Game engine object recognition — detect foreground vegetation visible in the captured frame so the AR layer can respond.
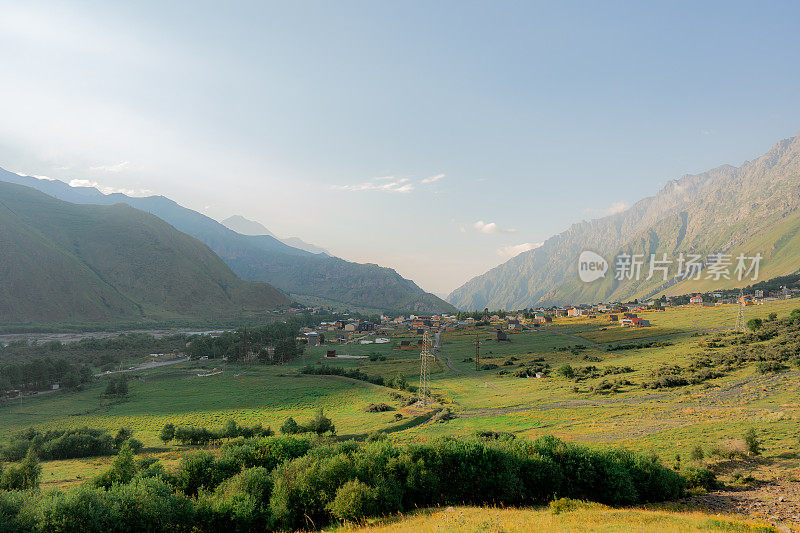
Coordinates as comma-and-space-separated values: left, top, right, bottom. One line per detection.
0, 434, 687, 531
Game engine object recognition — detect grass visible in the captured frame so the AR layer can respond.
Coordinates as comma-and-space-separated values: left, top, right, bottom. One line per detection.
3, 298, 800, 526
332, 503, 778, 532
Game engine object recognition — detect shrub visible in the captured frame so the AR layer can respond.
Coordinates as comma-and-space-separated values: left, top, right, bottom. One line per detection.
0, 447, 41, 491
689, 446, 704, 461
682, 467, 717, 490
549, 497, 578, 515
327, 480, 380, 522
280, 417, 301, 435
744, 429, 762, 456
364, 403, 393, 413
160, 423, 175, 444
558, 364, 575, 379
746, 318, 763, 332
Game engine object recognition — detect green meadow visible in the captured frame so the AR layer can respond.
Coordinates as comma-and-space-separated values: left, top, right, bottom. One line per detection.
2, 298, 799, 529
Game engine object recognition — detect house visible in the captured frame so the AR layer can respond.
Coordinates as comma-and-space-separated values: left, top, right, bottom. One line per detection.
304, 332, 322, 346
689, 295, 704, 305
344, 323, 356, 332
609, 314, 618, 322
325, 350, 337, 358
567, 308, 582, 318
496, 329, 508, 341
619, 318, 634, 327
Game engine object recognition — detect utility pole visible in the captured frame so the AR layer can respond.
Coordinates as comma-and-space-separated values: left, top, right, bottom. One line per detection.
418, 331, 434, 406
473, 333, 480, 371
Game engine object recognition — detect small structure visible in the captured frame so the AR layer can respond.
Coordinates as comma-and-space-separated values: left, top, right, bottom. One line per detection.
689, 295, 704, 305
325, 350, 337, 358
496, 329, 508, 341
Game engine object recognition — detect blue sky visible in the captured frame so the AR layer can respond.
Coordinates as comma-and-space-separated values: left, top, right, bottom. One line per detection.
1, 1, 799, 295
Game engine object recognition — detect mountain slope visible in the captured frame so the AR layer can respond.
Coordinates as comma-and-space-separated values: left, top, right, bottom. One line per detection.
0, 170, 453, 314
448, 132, 800, 309
221, 215, 330, 256
0, 181, 288, 323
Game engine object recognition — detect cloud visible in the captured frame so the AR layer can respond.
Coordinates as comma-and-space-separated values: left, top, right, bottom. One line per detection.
473, 220, 517, 234
68, 178, 152, 197
497, 242, 543, 258
583, 201, 630, 217
89, 161, 130, 173
701, 129, 716, 136
333, 176, 415, 194
334, 172, 445, 193
605, 201, 629, 215
420, 173, 445, 184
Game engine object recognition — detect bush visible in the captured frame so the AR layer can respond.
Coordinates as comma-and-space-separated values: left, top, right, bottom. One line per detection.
746, 318, 763, 332
328, 480, 380, 522
364, 403, 393, 413
744, 429, 762, 456
160, 423, 175, 444
557, 364, 575, 379
682, 467, 717, 490
0, 447, 41, 491
280, 417, 301, 435
689, 446, 704, 461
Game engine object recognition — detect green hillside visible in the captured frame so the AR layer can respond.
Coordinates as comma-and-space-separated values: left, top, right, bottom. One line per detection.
0, 181, 288, 323
0, 169, 454, 314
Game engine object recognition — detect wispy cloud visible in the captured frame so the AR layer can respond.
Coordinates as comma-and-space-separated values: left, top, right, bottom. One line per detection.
583, 201, 629, 217
333, 177, 414, 194
420, 173, 445, 184
497, 242, 543, 258
89, 161, 129, 173
473, 220, 517, 234
69, 178, 152, 197
334, 172, 445, 194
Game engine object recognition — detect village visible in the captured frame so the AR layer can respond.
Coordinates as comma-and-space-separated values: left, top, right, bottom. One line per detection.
297, 284, 800, 352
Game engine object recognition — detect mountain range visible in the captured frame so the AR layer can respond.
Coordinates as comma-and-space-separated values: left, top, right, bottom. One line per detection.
448, 131, 800, 310
221, 215, 330, 256
0, 181, 288, 323
0, 168, 454, 315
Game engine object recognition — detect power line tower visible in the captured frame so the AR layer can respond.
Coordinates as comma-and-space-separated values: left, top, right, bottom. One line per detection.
418, 331, 434, 406
473, 333, 480, 371
734, 289, 746, 332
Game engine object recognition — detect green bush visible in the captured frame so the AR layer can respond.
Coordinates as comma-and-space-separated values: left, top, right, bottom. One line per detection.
682, 467, 717, 490
328, 480, 380, 522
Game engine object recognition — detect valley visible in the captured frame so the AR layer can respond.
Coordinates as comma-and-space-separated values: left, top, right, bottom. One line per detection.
3, 298, 799, 531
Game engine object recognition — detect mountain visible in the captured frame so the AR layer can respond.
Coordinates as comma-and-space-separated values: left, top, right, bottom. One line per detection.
0, 169, 454, 314
221, 215, 278, 238
448, 132, 800, 309
221, 215, 331, 256
0, 181, 289, 323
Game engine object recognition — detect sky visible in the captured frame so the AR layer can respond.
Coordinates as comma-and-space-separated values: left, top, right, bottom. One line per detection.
1, 1, 799, 296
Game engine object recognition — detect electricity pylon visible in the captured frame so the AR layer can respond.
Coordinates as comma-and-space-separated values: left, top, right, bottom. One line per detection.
418, 331, 434, 406
473, 333, 480, 371
734, 289, 745, 332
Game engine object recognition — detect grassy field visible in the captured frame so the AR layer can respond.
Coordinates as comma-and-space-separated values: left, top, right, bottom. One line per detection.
335, 503, 778, 533
3, 298, 800, 528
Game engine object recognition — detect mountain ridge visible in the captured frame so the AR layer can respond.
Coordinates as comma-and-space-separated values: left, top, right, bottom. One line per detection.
0, 181, 289, 323
0, 169, 454, 314
448, 131, 800, 309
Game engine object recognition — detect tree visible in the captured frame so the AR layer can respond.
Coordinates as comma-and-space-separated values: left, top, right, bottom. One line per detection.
114, 428, 133, 448
306, 409, 335, 435
159, 423, 175, 444
768, 312, 778, 321
746, 318, 763, 332
280, 417, 301, 435
558, 364, 575, 379
1, 447, 42, 490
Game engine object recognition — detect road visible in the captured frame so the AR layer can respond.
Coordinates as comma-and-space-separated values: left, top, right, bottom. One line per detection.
94, 356, 190, 377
